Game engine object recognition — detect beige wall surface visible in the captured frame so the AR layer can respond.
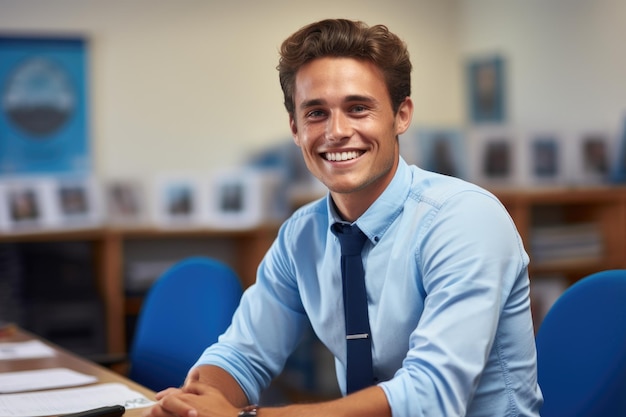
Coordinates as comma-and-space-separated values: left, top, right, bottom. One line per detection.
2, 0, 625, 186
0, 0, 462, 181
457, 0, 626, 185
459, 0, 626, 132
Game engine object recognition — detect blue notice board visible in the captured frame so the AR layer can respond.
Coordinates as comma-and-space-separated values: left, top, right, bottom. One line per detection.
0, 36, 90, 175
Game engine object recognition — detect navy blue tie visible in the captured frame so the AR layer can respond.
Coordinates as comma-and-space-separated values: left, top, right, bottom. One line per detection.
332, 223, 374, 394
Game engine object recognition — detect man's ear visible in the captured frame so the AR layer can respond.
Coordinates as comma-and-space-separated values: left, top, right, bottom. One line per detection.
289, 114, 301, 146
395, 97, 414, 136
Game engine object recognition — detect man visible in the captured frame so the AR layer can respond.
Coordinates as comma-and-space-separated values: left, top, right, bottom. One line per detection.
145, 19, 543, 417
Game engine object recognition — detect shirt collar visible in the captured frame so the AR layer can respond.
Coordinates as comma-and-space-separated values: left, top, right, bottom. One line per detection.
327, 157, 412, 245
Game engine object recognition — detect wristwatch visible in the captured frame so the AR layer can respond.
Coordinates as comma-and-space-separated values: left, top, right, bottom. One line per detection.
238, 405, 259, 416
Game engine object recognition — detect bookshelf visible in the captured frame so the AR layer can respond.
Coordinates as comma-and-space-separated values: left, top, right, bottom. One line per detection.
494, 186, 626, 282
1, 186, 625, 354
0, 225, 279, 354
493, 186, 626, 329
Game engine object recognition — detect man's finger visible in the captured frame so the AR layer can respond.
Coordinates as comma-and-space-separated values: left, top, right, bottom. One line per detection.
155, 387, 183, 400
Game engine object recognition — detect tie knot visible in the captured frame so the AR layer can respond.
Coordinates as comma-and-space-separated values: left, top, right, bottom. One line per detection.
332, 223, 368, 256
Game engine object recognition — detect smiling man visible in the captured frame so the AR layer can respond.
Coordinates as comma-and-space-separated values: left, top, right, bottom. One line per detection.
145, 19, 543, 417
290, 56, 411, 221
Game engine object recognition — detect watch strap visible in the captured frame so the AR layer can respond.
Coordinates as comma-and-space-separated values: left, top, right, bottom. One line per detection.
238, 404, 259, 416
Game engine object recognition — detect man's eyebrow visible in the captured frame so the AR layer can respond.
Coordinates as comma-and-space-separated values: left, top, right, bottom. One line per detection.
345, 94, 376, 103
299, 98, 325, 110
299, 95, 376, 110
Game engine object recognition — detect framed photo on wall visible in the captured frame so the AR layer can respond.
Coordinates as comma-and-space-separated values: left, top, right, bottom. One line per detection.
517, 131, 566, 186
203, 168, 288, 229
467, 54, 507, 124
153, 175, 201, 227
467, 127, 518, 186
0, 35, 91, 176
416, 127, 467, 179
531, 135, 560, 180
0, 177, 51, 231
5, 183, 43, 228
105, 179, 147, 225
571, 132, 611, 184
484, 140, 512, 178
53, 176, 101, 227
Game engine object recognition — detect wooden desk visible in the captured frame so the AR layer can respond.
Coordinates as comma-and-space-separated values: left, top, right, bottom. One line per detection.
0, 326, 155, 417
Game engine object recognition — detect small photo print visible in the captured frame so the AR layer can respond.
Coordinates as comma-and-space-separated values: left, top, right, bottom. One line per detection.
166, 183, 194, 217
582, 135, 609, 177
204, 168, 288, 229
219, 181, 245, 214
519, 132, 567, 186
8, 186, 41, 225
532, 136, 559, 179
580, 134, 609, 182
154, 175, 201, 226
205, 171, 257, 228
0, 178, 50, 231
58, 184, 89, 216
416, 128, 467, 179
106, 180, 145, 224
53, 177, 101, 227
483, 140, 512, 179
467, 127, 518, 186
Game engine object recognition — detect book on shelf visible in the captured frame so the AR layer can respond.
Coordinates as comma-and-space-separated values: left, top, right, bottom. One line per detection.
530, 222, 603, 264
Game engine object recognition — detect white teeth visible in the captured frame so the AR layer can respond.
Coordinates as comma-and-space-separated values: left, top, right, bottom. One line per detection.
325, 151, 360, 161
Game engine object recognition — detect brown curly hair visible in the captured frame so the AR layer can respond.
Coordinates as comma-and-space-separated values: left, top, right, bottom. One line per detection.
278, 18, 412, 116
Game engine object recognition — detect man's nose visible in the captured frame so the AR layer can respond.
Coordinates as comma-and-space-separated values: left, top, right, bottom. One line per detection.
326, 112, 352, 141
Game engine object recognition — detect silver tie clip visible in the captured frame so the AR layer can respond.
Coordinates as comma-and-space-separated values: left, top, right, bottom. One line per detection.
346, 333, 369, 340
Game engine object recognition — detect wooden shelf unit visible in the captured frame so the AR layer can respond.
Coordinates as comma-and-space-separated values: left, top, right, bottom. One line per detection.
2, 186, 625, 355
0, 225, 279, 354
493, 186, 626, 283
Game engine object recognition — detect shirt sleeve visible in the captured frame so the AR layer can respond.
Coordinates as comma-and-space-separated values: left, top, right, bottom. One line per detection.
192, 221, 310, 404
379, 190, 530, 417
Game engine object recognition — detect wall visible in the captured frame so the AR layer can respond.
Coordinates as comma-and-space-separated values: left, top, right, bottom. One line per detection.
0, 0, 463, 182
455, 0, 626, 186
3, 0, 625, 187
459, 0, 626, 133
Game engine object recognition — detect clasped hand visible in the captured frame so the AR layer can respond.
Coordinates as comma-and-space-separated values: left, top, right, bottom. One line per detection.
142, 381, 239, 417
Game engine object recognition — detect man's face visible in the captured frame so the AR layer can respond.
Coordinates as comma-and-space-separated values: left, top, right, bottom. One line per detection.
290, 57, 412, 205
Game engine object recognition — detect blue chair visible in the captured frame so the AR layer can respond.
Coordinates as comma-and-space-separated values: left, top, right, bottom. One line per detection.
128, 256, 243, 392
535, 269, 626, 417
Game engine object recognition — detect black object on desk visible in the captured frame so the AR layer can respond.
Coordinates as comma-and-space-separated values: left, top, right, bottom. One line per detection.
61, 405, 125, 417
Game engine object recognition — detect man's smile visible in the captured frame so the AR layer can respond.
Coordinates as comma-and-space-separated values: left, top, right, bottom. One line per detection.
323, 150, 365, 161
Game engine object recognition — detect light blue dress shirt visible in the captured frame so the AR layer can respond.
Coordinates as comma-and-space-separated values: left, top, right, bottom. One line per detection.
194, 158, 543, 417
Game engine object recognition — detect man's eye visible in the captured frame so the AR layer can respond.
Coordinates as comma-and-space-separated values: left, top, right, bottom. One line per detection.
306, 110, 325, 118
350, 105, 367, 113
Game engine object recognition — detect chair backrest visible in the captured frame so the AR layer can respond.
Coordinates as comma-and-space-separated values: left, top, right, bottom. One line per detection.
535, 269, 626, 417
128, 256, 243, 392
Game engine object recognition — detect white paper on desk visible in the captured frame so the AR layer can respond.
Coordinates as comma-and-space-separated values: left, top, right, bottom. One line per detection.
0, 382, 155, 417
0, 368, 98, 393
0, 340, 56, 360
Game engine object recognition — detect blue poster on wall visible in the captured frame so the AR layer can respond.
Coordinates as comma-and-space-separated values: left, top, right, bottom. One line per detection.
0, 36, 90, 176
467, 55, 506, 124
